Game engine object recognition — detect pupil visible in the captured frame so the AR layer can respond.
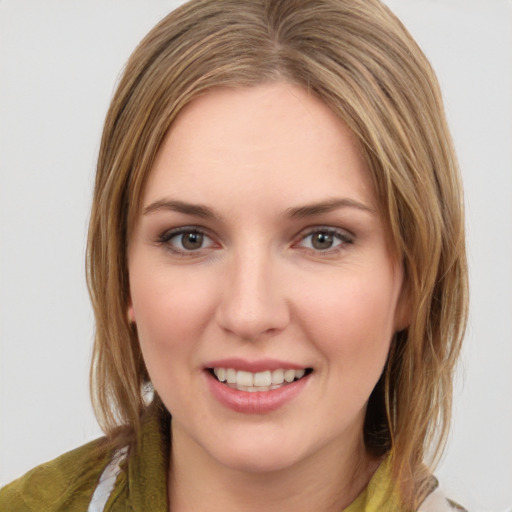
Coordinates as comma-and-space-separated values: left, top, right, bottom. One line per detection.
182, 232, 203, 250
312, 232, 333, 250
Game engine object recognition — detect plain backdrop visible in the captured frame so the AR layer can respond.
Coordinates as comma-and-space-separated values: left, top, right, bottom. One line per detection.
1, 1, 511, 510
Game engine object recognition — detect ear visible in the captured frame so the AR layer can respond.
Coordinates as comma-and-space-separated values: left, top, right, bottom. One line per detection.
394, 281, 411, 332
127, 303, 136, 323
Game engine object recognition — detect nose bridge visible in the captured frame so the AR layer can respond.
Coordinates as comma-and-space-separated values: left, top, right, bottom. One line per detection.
217, 241, 289, 340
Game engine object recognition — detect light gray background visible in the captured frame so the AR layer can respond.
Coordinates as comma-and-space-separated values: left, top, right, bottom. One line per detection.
1, 1, 511, 510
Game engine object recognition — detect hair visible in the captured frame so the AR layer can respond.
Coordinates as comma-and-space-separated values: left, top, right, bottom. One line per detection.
86, 0, 468, 507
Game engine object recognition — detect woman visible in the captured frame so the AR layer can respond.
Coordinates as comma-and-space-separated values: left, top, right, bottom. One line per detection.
0, 0, 468, 510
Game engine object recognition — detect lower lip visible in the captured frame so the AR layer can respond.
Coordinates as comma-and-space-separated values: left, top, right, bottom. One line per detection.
205, 371, 310, 414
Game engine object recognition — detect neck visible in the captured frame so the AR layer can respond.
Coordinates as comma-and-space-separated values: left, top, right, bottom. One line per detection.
168, 424, 380, 512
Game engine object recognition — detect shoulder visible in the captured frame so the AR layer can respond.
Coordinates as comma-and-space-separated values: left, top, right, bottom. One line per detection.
0, 437, 113, 512
418, 480, 467, 512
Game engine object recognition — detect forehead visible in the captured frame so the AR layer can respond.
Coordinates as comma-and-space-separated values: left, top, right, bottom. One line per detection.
142, 82, 376, 215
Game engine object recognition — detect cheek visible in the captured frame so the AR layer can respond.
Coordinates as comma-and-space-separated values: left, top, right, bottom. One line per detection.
128, 268, 221, 417
129, 267, 219, 377
296, 271, 400, 370
131, 264, 214, 334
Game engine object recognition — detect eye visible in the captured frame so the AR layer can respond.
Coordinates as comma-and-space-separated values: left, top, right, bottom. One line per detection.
157, 227, 215, 253
177, 231, 206, 251
298, 228, 353, 252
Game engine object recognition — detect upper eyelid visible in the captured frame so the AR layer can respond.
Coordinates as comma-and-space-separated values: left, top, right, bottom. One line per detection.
155, 225, 355, 247
155, 227, 217, 256
155, 226, 213, 248
158, 225, 212, 240
296, 225, 354, 240
294, 226, 355, 250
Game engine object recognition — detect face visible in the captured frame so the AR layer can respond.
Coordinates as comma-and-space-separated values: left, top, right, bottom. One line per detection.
128, 83, 405, 475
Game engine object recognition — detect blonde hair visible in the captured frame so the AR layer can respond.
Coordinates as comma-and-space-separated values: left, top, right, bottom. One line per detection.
87, 0, 468, 506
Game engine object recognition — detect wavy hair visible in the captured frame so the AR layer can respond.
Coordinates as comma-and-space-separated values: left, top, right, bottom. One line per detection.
86, 0, 468, 506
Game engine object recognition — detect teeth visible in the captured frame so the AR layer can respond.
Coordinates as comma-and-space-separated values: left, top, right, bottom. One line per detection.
253, 370, 271, 387
211, 367, 308, 391
237, 370, 253, 387
284, 369, 296, 383
271, 369, 284, 384
213, 368, 226, 382
226, 368, 237, 384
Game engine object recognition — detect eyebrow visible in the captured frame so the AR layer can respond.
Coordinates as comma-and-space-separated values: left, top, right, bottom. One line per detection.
143, 197, 375, 220
285, 198, 376, 218
143, 199, 221, 220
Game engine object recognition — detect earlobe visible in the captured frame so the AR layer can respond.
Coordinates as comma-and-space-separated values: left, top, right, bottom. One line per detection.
127, 304, 136, 323
394, 286, 411, 333
394, 306, 410, 333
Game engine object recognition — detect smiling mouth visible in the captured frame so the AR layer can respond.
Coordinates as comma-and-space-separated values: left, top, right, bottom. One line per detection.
208, 367, 313, 392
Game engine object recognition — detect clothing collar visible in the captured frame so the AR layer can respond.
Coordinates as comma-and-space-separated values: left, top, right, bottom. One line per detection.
126, 402, 170, 511
343, 456, 403, 512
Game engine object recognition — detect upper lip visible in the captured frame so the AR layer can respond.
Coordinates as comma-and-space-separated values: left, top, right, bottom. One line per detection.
205, 358, 309, 373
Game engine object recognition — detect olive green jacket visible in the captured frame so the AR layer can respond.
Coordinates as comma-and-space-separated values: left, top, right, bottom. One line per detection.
0, 407, 169, 511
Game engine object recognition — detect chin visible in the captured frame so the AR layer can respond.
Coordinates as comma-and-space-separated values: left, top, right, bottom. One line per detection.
205, 430, 313, 475
216, 448, 300, 475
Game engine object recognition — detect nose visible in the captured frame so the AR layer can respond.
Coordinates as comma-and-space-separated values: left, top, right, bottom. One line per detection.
215, 248, 290, 341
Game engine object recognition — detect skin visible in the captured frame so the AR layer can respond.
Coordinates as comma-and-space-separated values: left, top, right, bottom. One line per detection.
128, 82, 406, 511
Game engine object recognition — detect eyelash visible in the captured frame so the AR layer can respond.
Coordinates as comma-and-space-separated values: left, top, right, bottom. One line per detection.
295, 228, 354, 254
156, 226, 216, 257
155, 226, 354, 256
